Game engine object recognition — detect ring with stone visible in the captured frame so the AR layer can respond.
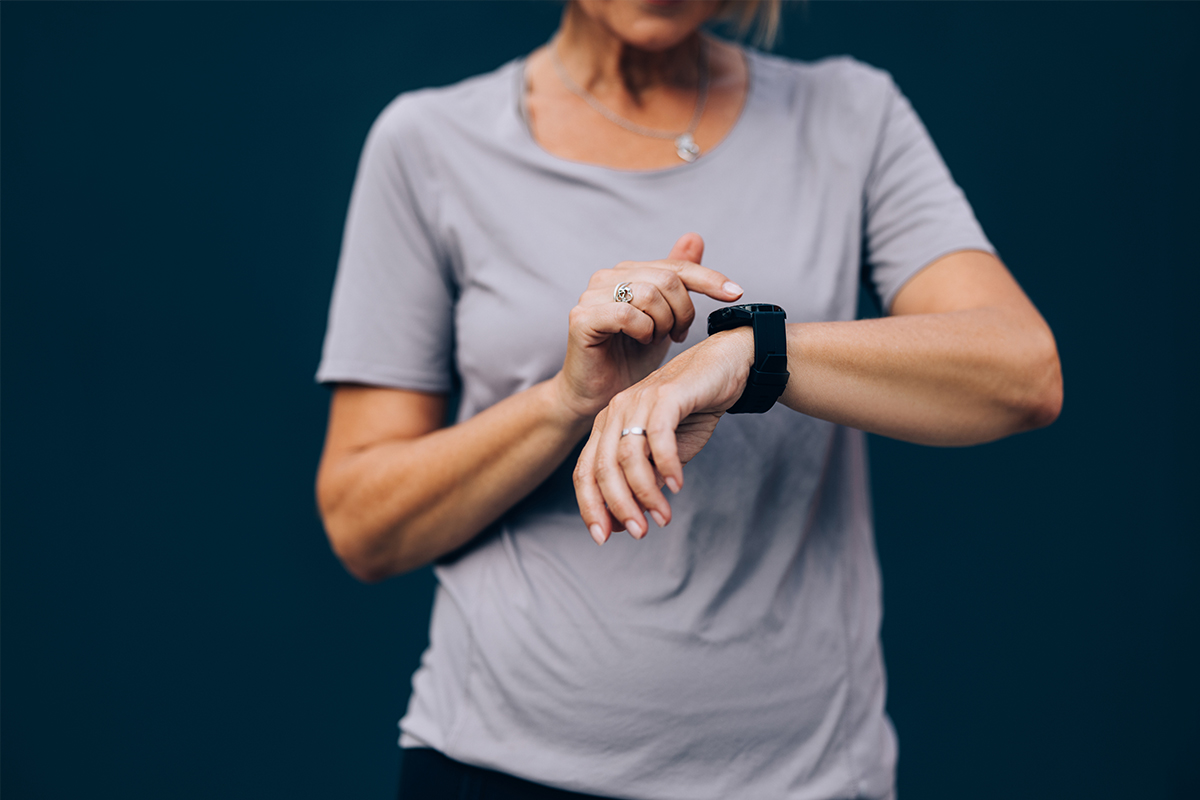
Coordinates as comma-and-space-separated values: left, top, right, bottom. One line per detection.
620, 427, 647, 437
613, 281, 634, 303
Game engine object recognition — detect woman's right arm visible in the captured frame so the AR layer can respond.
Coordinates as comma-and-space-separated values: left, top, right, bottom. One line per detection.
316, 233, 743, 582
316, 379, 592, 582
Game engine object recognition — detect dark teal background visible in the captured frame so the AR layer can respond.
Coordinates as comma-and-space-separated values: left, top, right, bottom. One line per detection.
3, 2, 1197, 798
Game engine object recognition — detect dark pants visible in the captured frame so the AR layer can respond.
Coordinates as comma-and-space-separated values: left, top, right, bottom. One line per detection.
398, 746, 881, 800
397, 748, 617, 800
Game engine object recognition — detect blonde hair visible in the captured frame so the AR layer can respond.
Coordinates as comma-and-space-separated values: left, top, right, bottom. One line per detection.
719, 0, 783, 49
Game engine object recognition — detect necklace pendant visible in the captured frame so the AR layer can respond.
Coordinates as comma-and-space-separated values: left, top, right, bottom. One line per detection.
675, 133, 700, 162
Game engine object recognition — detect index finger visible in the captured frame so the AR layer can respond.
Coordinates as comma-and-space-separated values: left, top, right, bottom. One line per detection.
659, 260, 744, 304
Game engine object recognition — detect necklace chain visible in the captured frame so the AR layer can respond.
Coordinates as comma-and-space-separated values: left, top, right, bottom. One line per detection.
549, 37, 709, 162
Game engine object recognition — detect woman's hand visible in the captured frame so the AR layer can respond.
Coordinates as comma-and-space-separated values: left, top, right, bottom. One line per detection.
573, 326, 754, 545
572, 250, 1065, 548
318, 233, 743, 580
553, 233, 744, 421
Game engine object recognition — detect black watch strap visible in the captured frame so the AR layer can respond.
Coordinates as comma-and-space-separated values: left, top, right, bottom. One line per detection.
707, 304, 790, 414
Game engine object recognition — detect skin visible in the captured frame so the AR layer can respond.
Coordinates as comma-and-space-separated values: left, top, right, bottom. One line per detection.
318, 232, 741, 580
317, 0, 1062, 580
524, 0, 746, 170
573, 248, 1063, 543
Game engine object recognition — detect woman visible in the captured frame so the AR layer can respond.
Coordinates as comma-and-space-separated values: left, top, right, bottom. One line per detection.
316, 2, 1062, 798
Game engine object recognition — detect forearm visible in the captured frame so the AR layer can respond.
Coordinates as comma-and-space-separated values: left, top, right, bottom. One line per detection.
780, 307, 1062, 446
573, 252, 1063, 539
318, 378, 591, 580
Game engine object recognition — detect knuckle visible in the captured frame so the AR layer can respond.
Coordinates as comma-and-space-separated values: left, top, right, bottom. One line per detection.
649, 286, 671, 312
648, 420, 674, 437
588, 270, 612, 291
646, 267, 670, 286
620, 454, 648, 474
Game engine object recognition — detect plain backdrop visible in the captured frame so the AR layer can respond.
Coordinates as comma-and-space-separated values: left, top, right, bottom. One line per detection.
3, 2, 1197, 798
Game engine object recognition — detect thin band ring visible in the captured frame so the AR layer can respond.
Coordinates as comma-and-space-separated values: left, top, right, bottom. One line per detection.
613, 282, 634, 303
620, 427, 647, 437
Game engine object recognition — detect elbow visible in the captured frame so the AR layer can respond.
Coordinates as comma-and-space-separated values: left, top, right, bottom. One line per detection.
327, 524, 395, 584
1026, 370, 1063, 431
317, 478, 401, 584
1015, 329, 1063, 432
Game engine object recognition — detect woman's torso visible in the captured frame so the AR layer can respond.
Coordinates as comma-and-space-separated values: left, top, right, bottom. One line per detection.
381, 50, 900, 800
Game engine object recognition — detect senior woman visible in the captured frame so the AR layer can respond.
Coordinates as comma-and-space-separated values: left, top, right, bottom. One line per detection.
316, 1, 1062, 798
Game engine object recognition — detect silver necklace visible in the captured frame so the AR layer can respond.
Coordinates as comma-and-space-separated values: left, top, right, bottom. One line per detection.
549, 38, 709, 163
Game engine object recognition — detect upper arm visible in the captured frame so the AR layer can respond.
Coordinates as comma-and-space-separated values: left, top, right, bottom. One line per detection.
857, 68, 996, 313
316, 99, 456, 395
316, 385, 447, 508
321, 385, 446, 459
891, 249, 1063, 429
890, 249, 1043, 318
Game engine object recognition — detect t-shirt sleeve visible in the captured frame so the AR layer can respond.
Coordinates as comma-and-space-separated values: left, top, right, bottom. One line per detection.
862, 74, 994, 312
316, 97, 456, 392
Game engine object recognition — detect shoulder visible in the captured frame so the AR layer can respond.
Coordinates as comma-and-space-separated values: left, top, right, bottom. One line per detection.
358, 59, 523, 186
747, 50, 897, 124
370, 60, 522, 148
741, 51, 900, 163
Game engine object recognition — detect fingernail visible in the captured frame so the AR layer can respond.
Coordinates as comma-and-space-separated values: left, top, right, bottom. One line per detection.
649, 509, 667, 528
723, 281, 743, 296
665, 476, 680, 494
589, 524, 606, 546
625, 518, 644, 538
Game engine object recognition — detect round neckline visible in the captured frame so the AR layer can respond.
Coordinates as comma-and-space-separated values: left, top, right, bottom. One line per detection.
514, 43, 758, 178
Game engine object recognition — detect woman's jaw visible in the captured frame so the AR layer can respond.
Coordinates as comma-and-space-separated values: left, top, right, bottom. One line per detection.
565, 0, 719, 54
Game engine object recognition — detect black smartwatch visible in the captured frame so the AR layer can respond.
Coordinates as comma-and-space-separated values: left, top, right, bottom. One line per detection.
706, 303, 790, 414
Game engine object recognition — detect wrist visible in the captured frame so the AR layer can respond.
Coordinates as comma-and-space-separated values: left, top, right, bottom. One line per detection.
709, 325, 755, 370
706, 304, 789, 414
706, 326, 755, 408
545, 372, 601, 434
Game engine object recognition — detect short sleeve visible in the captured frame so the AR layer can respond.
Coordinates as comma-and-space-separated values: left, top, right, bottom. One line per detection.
316, 97, 456, 392
863, 75, 994, 312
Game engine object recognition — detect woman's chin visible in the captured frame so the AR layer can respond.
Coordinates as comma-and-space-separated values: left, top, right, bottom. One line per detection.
573, 0, 716, 51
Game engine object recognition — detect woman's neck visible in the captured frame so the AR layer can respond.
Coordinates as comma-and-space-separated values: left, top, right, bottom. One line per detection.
556, 4, 704, 105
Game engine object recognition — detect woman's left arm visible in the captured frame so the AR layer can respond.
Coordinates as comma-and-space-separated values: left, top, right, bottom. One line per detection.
573, 249, 1062, 542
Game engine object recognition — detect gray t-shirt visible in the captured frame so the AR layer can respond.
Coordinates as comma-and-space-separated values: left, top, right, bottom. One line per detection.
318, 48, 992, 800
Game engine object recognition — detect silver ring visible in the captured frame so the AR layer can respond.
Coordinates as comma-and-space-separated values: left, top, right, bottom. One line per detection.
613, 281, 634, 303
620, 427, 647, 437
